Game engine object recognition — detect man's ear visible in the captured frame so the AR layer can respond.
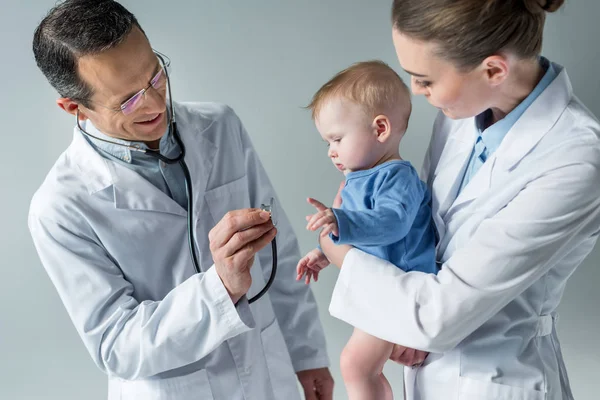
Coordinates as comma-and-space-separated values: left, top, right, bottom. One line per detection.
57, 98, 88, 120
372, 115, 392, 143
480, 54, 509, 87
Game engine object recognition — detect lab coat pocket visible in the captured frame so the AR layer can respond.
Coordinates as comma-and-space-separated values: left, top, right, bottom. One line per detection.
204, 175, 250, 224
260, 319, 301, 400
458, 376, 546, 400
118, 368, 214, 400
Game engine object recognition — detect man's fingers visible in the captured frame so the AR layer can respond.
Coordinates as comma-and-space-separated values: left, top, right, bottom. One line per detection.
307, 197, 328, 211
210, 209, 271, 248
232, 227, 277, 264
221, 221, 274, 257
300, 381, 318, 400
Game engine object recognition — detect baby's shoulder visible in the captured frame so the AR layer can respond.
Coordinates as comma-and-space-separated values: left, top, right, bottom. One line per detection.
377, 160, 420, 181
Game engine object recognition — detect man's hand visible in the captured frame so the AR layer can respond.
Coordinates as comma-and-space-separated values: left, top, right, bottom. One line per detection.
209, 209, 276, 303
305, 198, 338, 237
297, 367, 334, 400
296, 249, 330, 284
389, 344, 429, 368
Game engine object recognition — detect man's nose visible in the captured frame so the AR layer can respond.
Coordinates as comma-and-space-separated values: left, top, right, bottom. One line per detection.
140, 86, 166, 114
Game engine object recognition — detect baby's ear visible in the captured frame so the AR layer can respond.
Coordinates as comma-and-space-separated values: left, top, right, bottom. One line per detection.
372, 115, 391, 143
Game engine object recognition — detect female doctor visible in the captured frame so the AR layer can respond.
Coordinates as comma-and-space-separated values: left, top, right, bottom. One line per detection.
321, 0, 600, 399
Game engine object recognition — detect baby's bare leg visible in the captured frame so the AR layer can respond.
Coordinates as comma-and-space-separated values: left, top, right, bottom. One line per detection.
340, 328, 394, 400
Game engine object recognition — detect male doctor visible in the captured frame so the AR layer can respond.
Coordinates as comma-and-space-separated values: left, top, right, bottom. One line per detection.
29, 1, 333, 399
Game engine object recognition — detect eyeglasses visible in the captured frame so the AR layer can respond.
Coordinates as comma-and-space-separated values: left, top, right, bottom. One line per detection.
120, 51, 171, 115
78, 50, 172, 116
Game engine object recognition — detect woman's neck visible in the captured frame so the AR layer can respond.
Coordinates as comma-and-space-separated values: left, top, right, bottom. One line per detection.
489, 58, 545, 125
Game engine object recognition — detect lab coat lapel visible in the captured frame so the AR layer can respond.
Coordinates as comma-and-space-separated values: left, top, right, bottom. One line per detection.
495, 67, 572, 171
70, 119, 217, 217
183, 130, 217, 209
69, 124, 187, 216
448, 154, 493, 214
110, 163, 187, 217
448, 66, 572, 213
110, 120, 218, 216
431, 121, 477, 222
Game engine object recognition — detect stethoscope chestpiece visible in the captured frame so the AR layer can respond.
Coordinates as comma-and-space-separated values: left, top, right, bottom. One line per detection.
260, 197, 277, 227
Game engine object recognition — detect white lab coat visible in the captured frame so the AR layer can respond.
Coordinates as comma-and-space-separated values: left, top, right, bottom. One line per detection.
29, 102, 329, 400
329, 63, 600, 399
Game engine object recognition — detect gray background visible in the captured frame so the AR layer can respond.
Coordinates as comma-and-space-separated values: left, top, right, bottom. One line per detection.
1, 1, 599, 399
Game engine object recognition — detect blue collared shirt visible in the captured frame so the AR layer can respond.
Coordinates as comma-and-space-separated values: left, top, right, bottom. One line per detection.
458, 57, 558, 193
81, 120, 188, 210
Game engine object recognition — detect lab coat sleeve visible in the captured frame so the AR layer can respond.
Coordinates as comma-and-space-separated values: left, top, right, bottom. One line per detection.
28, 212, 255, 380
234, 111, 330, 372
331, 169, 424, 247
329, 147, 600, 353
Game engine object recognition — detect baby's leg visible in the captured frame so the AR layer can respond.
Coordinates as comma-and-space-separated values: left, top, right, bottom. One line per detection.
340, 328, 394, 400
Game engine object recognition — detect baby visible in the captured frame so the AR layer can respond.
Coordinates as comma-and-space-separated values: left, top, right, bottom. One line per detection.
297, 61, 438, 400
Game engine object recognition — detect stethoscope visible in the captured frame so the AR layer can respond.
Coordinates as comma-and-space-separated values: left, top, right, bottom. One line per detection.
75, 55, 277, 304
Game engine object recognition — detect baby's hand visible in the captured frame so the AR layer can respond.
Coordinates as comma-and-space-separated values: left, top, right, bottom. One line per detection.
296, 249, 330, 284
305, 198, 339, 237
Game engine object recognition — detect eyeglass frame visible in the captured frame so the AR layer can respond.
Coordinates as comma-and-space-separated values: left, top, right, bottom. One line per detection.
72, 50, 172, 116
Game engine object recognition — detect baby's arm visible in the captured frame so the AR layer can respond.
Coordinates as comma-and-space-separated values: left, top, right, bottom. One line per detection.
298, 180, 345, 285
332, 168, 425, 247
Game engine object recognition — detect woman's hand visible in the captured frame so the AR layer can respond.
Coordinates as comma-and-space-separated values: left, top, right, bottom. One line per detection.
389, 344, 429, 368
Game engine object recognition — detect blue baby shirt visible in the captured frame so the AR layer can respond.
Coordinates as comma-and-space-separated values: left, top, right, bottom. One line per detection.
331, 161, 437, 274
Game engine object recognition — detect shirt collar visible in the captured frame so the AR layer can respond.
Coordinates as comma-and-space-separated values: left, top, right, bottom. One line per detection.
82, 120, 174, 164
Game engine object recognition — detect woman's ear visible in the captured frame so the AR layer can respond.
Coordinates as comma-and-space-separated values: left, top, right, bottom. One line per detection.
481, 54, 509, 87
372, 115, 392, 143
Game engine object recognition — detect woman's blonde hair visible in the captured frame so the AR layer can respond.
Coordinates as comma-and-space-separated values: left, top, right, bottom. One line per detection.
391, 0, 565, 70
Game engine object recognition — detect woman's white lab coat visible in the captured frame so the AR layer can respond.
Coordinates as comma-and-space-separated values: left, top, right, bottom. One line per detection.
329, 63, 600, 400
28, 102, 329, 399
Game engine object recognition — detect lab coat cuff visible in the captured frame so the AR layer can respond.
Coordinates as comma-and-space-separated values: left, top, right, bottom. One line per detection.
205, 266, 256, 332
292, 356, 331, 373
233, 295, 255, 328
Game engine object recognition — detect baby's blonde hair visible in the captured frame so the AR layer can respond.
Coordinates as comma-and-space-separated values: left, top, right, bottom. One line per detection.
307, 60, 411, 133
